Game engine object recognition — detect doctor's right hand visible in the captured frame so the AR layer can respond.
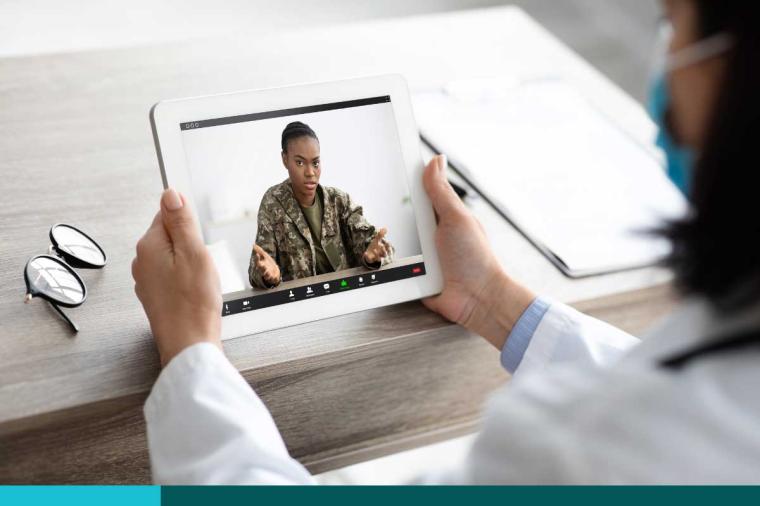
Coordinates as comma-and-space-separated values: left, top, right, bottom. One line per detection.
422, 155, 536, 350
252, 244, 281, 286
132, 188, 223, 367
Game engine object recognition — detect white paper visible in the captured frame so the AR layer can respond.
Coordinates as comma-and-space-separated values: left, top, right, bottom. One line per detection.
414, 79, 688, 275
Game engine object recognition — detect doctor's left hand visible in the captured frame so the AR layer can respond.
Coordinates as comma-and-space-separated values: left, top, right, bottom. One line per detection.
132, 188, 223, 367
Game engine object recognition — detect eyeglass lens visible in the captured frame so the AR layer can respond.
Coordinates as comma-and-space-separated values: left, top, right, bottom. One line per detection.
51, 224, 106, 266
26, 257, 85, 305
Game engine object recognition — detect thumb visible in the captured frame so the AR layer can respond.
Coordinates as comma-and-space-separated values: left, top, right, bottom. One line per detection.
161, 188, 202, 252
421, 295, 441, 314
422, 154, 464, 218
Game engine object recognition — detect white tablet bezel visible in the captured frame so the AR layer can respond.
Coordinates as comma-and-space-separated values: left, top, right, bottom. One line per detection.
150, 74, 443, 339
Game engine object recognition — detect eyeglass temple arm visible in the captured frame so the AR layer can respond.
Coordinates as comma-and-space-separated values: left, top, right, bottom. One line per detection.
48, 301, 79, 333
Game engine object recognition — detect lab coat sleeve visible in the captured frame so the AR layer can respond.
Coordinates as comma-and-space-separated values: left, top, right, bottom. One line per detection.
415, 302, 646, 485
143, 343, 315, 485
507, 298, 640, 380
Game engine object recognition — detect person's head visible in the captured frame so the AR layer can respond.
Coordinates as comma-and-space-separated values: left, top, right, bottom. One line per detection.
660, 1, 760, 311
281, 121, 321, 206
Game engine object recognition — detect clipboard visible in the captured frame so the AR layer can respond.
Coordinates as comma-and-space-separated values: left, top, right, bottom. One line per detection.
414, 78, 687, 278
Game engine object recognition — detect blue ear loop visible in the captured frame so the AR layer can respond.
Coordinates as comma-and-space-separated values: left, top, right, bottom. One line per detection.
648, 74, 694, 196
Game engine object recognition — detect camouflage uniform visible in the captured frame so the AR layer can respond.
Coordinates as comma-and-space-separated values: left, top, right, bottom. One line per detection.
249, 179, 394, 288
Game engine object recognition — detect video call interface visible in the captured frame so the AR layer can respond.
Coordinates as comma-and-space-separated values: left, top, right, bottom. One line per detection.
179, 95, 426, 316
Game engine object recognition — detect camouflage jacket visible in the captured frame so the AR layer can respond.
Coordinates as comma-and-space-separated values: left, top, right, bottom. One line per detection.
249, 180, 394, 288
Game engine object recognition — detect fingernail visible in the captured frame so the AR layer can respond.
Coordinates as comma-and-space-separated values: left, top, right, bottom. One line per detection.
439, 154, 448, 173
163, 188, 183, 211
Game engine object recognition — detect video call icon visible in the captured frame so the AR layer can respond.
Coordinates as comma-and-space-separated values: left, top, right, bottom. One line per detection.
242, 300, 250, 306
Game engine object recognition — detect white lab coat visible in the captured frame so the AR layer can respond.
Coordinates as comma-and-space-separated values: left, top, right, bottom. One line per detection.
144, 298, 760, 484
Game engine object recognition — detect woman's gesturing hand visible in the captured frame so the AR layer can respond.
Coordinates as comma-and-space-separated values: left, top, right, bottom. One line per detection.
421, 155, 535, 349
132, 188, 223, 367
252, 244, 281, 286
363, 228, 391, 265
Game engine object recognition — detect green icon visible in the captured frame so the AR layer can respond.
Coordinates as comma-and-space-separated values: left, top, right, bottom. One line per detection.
340, 280, 348, 288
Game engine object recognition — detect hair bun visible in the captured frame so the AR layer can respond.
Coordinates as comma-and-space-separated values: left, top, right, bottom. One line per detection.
282, 121, 318, 152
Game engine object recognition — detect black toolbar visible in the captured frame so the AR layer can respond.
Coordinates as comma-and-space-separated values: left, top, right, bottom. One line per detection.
222, 262, 426, 316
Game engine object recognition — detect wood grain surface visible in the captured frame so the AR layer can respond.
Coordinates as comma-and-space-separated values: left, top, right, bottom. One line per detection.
0, 7, 677, 483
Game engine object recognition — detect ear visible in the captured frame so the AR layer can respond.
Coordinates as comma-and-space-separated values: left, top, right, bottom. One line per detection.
281, 151, 288, 170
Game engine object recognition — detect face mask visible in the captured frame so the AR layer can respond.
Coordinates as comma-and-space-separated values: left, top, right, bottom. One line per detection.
648, 75, 693, 194
647, 26, 732, 196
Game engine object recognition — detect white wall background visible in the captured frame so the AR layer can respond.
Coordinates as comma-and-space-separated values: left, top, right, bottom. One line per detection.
181, 101, 422, 290
0, 0, 506, 58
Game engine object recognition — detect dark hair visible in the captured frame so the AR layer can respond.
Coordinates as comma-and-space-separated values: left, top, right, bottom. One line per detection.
663, 2, 760, 311
281, 121, 318, 152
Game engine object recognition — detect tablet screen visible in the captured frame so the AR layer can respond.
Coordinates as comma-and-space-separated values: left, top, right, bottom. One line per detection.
179, 96, 426, 316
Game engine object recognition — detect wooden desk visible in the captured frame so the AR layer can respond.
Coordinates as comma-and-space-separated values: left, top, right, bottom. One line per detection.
0, 7, 676, 483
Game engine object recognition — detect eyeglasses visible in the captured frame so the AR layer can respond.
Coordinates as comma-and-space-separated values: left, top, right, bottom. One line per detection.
23, 224, 107, 333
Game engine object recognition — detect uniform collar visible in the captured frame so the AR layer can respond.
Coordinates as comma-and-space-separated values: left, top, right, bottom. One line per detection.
272, 179, 314, 249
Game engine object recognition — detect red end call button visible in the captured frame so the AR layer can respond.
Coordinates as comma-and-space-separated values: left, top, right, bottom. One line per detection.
412, 267, 422, 274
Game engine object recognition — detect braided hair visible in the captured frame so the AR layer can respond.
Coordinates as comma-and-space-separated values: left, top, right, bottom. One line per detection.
281, 121, 319, 153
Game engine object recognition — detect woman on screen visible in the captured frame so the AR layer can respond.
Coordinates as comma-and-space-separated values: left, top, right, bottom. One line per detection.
248, 121, 394, 288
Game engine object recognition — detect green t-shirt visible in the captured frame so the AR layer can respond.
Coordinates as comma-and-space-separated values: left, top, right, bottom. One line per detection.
299, 193, 334, 275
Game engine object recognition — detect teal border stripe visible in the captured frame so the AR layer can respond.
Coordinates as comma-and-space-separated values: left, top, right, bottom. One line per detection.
3, 485, 760, 505
163, 486, 760, 506
0, 486, 159, 506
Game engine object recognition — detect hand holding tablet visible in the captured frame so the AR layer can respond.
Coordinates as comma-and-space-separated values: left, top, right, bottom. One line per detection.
420, 156, 536, 350
132, 189, 223, 366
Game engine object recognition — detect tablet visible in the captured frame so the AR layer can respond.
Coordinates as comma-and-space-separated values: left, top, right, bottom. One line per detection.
150, 74, 443, 339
